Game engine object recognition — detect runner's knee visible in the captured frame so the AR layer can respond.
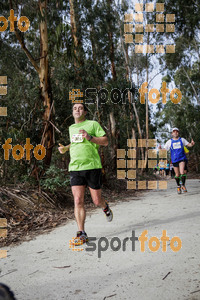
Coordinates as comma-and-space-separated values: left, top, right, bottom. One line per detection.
92, 197, 101, 206
74, 196, 84, 207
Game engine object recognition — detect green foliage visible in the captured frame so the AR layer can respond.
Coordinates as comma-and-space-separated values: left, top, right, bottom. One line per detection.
40, 165, 70, 193
0, 0, 200, 190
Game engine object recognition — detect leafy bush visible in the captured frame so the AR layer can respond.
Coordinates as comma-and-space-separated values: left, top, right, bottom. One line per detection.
40, 165, 70, 193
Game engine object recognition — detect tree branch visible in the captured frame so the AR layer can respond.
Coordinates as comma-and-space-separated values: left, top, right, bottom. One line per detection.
182, 66, 200, 103
14, 30, 40, 73
9, 0, 40, 73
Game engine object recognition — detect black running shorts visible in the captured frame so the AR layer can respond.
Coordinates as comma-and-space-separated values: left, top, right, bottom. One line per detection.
70, 169, 102, 189
172, 159, 187, 167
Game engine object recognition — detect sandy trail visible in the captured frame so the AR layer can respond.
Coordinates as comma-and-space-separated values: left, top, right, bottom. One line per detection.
0, 179, 200, 300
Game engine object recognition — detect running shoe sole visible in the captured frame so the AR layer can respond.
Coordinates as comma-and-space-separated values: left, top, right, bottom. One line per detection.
181, 187, 187, 193
105, 209, 113, 222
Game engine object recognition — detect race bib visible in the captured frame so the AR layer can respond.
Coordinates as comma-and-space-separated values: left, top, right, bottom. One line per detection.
72, 134, 83, 143
173, 142, 181, 149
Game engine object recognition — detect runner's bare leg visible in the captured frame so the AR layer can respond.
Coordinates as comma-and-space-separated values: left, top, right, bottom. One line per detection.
179, 161, 185, 175
89, 188, 107, 209
72, 185, 86, 231
174, 166, 180, 177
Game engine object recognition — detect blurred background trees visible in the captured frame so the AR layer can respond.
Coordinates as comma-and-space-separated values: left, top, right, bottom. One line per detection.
0, 0, 199, 190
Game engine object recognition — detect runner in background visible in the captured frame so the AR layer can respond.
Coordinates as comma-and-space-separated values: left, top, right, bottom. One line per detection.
165, 161, 170, 177
159, 159, 165, 176
153, 163, 158, 174
163, 128, 195, 194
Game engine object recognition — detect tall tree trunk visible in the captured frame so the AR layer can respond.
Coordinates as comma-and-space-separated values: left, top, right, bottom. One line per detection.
108, 31, 117, 81
69, 0, 84, 78
90, 26, 97, 65
109, 111, 119, 170
182, 66, 200, 103
119, 24, 144, 161
39, 0, 53, 168
10, 0, 54, 172
97, 109, 106, 182
145, 43, 149, 170
107, 0, 118, 169
107, 0, 117, 81
69, 0, 78, 59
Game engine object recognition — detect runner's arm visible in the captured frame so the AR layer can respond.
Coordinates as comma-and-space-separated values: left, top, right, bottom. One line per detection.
79, 129, 108, 146
89, 135, 108, 146
185, 139, 195, 147
163, 140, 171, 150
159, 140, 170, 150
58, 143, 71, 154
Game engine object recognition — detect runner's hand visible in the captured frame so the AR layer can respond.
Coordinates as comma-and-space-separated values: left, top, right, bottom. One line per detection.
191, 139, 195, 146
58, 143, 69, 154
79, 129, 90, 140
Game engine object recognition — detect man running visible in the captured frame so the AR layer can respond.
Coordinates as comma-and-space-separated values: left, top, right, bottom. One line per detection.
58, 103, 113, 245
163, 128, 195, 194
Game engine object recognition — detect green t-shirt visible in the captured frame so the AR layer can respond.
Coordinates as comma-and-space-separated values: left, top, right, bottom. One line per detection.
68, 119, 106, 171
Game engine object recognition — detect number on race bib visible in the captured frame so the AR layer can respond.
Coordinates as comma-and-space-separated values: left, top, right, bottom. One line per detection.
173, 142, 181, 149
72, 134, 83, 143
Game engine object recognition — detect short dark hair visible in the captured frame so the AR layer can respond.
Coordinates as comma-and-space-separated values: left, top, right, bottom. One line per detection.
72, 102, 88, 112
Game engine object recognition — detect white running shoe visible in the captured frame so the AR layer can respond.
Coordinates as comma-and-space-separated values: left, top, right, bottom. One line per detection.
103, 203, 113, 222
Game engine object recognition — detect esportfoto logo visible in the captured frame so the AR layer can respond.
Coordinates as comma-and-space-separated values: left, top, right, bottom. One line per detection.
0, 76, 7, 116
69, 230, 182, 258
117, 138, 168, 190
124, 2, 176, 54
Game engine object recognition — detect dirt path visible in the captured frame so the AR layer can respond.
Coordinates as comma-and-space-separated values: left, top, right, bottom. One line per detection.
0, 179, 200, 300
